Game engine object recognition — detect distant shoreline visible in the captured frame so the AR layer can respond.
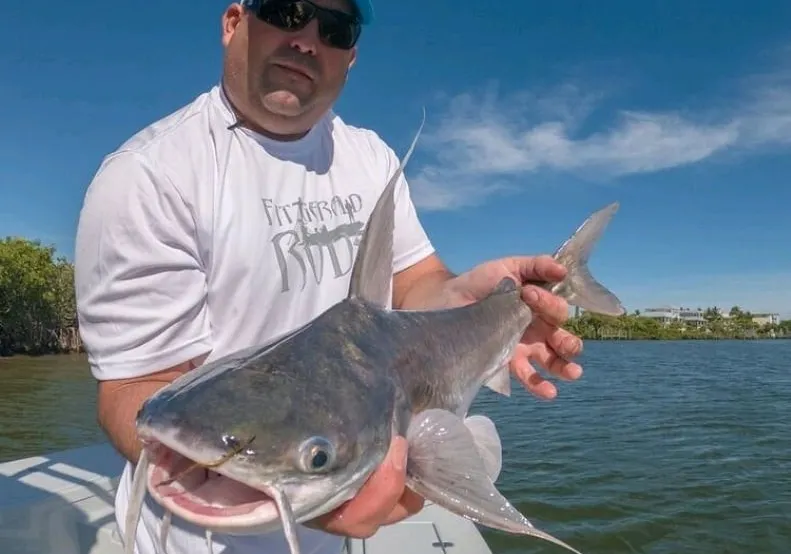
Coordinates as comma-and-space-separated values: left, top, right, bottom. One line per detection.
2, 234, 788, 355
2, 336, 789, 361
566, 312, 789, 342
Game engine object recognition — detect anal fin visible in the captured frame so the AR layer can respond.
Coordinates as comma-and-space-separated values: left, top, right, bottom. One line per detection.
406, 409, 582, 554
483, 366, 512, 397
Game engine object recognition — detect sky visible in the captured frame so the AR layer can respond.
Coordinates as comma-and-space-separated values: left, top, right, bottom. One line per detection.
1, 1, 790, 317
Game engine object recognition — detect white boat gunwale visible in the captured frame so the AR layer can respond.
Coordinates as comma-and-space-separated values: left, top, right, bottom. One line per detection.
0, 442, 493, 554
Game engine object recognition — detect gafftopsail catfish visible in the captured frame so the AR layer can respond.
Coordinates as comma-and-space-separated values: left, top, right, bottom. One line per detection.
123, 114, 625, 554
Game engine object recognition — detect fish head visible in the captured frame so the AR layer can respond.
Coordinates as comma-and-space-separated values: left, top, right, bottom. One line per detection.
134, 348, 397, 535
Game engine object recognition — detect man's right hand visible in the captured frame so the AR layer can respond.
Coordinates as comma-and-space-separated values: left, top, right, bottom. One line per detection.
308, 436, 424, 538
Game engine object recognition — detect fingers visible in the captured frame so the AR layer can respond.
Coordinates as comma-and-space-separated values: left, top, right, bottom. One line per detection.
523, 322, 584, 381
380, 487, 425, 525
509, 326, 584, 399
311, 436, 409, 538
523, 337, 583, 382
504, 255, 567, 285
502, 254, 572, 328
509, 344, 557, 400
521, 284, 570, 328
525, 319, 583, 360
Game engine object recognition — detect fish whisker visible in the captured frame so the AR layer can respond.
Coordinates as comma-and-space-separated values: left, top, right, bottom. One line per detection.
270, 486, 301, 554
123, 449, 150, 554
159, 510, 172, 553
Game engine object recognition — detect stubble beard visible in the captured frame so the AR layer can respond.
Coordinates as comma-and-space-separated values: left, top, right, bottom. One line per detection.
257, 64, 317, 117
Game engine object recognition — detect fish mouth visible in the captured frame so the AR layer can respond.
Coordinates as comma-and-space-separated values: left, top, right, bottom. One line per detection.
144, 441, 281, 532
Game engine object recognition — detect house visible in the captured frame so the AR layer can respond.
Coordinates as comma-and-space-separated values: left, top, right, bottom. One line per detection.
751, 313, 780, 326
642, 306, 706, 328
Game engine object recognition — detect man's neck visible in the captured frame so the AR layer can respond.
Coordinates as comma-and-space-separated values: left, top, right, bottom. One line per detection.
220, 81, 312, 142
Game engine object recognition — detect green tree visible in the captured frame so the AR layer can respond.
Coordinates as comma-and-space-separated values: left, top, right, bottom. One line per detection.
0, 237, 79, 356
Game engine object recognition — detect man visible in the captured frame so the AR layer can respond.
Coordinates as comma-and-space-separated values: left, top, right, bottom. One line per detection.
74, 1, 584, 553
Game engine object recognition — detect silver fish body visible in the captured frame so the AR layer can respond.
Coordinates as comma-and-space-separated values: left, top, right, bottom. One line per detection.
124, 113, 625, 554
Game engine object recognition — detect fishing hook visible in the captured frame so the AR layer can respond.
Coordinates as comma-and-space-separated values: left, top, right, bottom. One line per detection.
158, 435, 256, 486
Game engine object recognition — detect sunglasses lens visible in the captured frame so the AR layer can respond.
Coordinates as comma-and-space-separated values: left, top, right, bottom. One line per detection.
318, 14, 360, 49
254, 0, 361, 50
258, 0, 314, 30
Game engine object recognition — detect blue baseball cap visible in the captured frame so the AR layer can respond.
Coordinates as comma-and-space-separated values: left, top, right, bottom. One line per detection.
351, 0, 374, 25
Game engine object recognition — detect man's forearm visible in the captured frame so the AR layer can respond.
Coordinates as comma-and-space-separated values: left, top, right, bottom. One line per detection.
98, 381, 169, 464
395, 266, 457, 310
96, 357, 205, 464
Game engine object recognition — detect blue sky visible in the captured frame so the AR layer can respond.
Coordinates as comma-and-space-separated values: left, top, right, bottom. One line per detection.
1, 1, 790, 317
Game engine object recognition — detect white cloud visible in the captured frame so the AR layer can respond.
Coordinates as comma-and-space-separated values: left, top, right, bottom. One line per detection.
409, 68, 791, 211
736, 70, 791, 147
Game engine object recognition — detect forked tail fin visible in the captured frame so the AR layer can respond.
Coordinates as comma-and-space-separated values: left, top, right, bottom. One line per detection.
542, 202, 625, 316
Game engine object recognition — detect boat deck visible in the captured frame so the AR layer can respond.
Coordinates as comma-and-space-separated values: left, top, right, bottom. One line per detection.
0, 443, 492, 554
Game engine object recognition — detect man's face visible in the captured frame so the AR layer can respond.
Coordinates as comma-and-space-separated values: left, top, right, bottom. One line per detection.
222, 0, 359, 138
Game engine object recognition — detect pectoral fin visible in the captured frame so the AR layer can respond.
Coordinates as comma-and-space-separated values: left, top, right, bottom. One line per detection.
405, 409, 582, 554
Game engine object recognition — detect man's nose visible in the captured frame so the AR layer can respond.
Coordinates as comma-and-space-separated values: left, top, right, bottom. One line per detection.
288, 19, 320, 55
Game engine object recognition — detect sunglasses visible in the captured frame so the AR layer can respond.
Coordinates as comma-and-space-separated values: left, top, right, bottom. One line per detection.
242, 0, 362, 50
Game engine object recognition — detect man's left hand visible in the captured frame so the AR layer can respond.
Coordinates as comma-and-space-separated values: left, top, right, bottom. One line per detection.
437, 254, 583, 400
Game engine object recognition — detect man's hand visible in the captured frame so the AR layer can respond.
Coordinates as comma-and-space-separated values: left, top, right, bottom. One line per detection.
308, 436, 424, 538
440, 254, 583, 400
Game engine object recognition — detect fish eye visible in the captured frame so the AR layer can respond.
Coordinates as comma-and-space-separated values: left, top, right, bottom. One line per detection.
297, 436, 336, 473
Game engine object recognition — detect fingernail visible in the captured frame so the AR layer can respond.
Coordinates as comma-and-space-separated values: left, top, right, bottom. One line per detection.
563, 337, 580, 353
526, 289, 540, 305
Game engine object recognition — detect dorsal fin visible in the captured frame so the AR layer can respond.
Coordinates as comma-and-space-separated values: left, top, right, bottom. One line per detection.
347, 110, 426, 307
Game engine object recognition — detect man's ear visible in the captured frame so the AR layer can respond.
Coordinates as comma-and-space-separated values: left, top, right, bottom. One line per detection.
222, 3, 245, 47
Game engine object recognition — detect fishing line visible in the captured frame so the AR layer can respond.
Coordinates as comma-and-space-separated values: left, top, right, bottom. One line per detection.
158, 435, 256, 486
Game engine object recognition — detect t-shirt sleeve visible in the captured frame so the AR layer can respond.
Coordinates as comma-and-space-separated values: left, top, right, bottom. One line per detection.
385, 147, 436, 273
74, 150, 213, 381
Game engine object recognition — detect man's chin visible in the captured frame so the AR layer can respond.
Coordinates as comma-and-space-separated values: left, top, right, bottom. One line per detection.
261, 90, 311, 118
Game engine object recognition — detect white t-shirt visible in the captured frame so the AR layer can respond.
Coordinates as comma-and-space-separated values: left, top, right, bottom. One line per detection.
74, 84, 435, 554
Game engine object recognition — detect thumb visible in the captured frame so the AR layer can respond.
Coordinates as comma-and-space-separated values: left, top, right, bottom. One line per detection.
352, 435, 409, 525
316, 435, 409, 533
506, 255, 566, 284
364, 435, 408, 501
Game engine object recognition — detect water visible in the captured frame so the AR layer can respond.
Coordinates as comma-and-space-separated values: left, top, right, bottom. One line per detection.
0, 353, 104, 460
1, 341, 789, 553
473, 340, 791, 553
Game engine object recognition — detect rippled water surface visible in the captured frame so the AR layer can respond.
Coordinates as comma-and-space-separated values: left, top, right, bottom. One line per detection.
472, 340, 791, 553
1, 341, 790, 553
0, 353, 103, 460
